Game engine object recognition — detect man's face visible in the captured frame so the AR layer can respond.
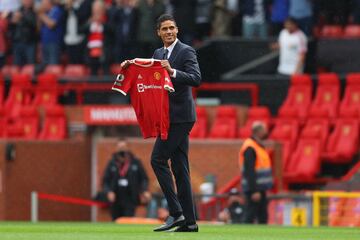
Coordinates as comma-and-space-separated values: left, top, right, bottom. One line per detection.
157, 20, 178, 47
285, 20, 296, 33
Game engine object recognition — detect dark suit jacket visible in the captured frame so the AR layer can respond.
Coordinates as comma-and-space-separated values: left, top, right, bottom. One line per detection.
153, 40, 201, 123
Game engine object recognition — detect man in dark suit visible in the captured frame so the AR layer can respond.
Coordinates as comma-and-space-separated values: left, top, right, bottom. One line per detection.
121, 13, 201, 232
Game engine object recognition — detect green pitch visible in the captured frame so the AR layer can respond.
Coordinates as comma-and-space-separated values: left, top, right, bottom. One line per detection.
0, 222, 359, 240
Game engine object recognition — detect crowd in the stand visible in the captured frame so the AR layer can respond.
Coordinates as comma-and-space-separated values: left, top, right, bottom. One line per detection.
0, 0, 359, 75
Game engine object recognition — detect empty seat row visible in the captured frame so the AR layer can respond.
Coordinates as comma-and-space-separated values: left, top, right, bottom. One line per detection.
0, 105, 67, 140
278, 73, 360, 122
1, 64, 123, 78
319, 24, 360, 38
0, 73, 59, 120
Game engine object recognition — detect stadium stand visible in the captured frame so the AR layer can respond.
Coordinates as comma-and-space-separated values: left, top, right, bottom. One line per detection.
208, 105, 237, 139
44, 64, 64, 77
300, 118, 330, 151
238, 106, 272, 139
343, 25, 360, 38
320, 25, 343, 38
6, 106, 39, 139
38, 105, 67, 140
63, 64, 89, 78
277, 74, 312, 122
32, 73, 59, 107
4, 74, 32, 120
339, 73, 360, 118
0, 73, 3, 106
190, 106, 208, 139
322, 119, 359, 164
284, 139, 322, 183
20, 64, 35, 76
308, 73, 340, 120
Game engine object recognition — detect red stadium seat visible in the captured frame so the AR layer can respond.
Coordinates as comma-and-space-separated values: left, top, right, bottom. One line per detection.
1, 65, 20, 77
63, 64, 88, 78
190, 106, 208, 138
0, 74, 4, 106
6, 106, 39, 139
39, 105, 67, 140
308, 73, 340, 119
284, 139, 321, 182
208, 105, 237, 139
20, 64, 35, 76
300, 118, 330, 150
344, 25, 360, 38
278, 74, 312, 121
4, 74, 33, 120
270, 119, 300, 149
322, 119, 359, 164
320, 25, 343, 38
0, 107, 6, 137
32, 73, 59, 106
238, 106, 271, 139
44, 64, 64, 76
339, 73, 360, 118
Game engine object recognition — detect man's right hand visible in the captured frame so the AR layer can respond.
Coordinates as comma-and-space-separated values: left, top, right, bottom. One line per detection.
107, 191, 116, 203
121, 60, 131, 69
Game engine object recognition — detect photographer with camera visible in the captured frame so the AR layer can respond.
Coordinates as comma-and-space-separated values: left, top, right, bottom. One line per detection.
102, 139, 151, 220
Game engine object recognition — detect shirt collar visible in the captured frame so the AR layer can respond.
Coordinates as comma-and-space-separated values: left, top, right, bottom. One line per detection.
164, 38, 178, 58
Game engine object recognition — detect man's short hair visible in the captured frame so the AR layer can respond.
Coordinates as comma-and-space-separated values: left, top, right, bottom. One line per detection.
156, 14, 176, 29
251, 121, 266, 134
285, 17, 299, 27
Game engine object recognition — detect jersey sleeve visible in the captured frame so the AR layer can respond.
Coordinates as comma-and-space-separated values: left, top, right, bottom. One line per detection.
111, 69, 133, 95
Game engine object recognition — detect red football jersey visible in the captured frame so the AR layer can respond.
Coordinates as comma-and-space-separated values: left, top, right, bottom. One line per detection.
112, 59, 174, 140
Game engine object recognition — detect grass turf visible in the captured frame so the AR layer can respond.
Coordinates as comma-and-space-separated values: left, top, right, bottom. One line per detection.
0, 222, 359, 240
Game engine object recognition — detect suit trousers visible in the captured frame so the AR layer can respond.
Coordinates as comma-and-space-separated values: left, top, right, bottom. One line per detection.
151, 122, 196, 224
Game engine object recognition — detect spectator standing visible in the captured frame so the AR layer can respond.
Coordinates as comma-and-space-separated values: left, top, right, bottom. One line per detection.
272, 17, 307, 76
38, 0, 65, 65
270, 0, 289, 36
135, 0, 165, 58
8, 0, 37, 66
82, 0, 112, 75
63, 0, 93, 64
351, 0, 360, 24
109, 0, 138, 63
102, 140, 151, 220
0, 12, 8, 68
212, 0, 238, 37
194, 0, 213, 42
171, 0, 196, 45
241, 0, 271, 39
238, 122, 273, 224
288, 0, 313, 36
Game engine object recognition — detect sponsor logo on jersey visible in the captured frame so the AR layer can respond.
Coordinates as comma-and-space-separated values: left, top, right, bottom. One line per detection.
116, 74, 125, 82
137, 83, 162, 92
154, 72, 161, 80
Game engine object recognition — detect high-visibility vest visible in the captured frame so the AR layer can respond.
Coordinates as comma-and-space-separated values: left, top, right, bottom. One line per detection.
239, 138, 273, 191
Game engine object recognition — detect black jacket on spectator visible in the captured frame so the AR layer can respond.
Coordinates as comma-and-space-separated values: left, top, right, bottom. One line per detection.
102, 153, 149, 206
9, 6, 37, 43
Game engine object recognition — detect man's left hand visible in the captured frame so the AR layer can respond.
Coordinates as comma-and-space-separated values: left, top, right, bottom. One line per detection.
161, 60, 174, 76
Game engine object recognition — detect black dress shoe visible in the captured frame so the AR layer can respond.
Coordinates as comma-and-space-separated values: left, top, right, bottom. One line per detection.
153, 215, 185, 232
174, 224, 199, 232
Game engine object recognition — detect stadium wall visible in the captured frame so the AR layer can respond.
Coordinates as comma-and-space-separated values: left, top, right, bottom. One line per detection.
0, 140, 91, 221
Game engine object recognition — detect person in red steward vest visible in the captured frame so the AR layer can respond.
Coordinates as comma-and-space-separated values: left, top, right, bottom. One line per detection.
239, 121, 273, 224
81, 0, 112, 75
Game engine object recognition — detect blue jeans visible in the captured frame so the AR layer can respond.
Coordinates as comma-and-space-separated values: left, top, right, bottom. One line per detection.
242, 21, 268, 39
13, 43, 36, 66
42, 43, 60, 65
